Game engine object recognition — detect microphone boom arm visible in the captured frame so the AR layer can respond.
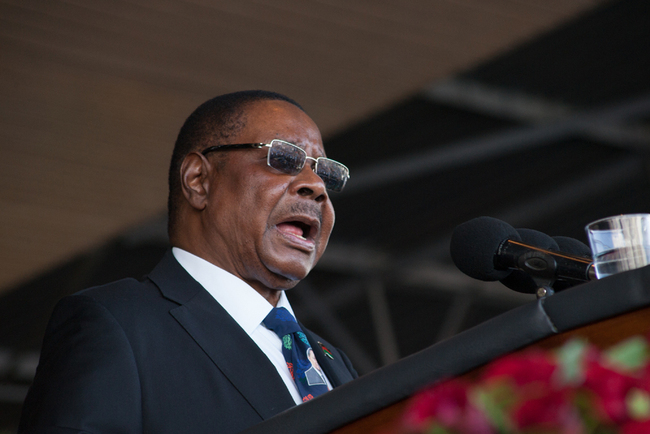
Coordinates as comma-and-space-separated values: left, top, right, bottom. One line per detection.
496, 240, 595, 285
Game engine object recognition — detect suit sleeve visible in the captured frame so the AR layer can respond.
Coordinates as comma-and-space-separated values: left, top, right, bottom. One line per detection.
19, 295, 142, 434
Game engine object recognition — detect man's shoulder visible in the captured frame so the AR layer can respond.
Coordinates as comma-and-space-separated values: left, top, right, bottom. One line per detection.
74, 275, 153, 299
57, 277, 162, 317
45, 275, 182, 342
68, 250, 185, 306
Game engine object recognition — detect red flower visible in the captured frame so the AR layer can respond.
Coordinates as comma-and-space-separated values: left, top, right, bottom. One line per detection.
513, 388, 583, 433
583, 358, 638, 424
636, 363, 650, 392
402, 380, 469, 429
482, 351, 557, 387
402, 379, 493, 433
396, 335, 650, 434
622, 419, 650, 434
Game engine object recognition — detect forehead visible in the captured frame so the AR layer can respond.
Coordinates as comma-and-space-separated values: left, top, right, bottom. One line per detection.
237, 100, 325, 156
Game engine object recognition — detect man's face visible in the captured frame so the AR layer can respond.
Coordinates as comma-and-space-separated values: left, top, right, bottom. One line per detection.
200, 100, 335, 292
307, 348, 321, 371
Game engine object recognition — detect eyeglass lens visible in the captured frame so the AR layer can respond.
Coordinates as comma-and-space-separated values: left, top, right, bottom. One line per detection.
314, 159, 347, 192
267, 142, 304, 176
268, 141, 348, 192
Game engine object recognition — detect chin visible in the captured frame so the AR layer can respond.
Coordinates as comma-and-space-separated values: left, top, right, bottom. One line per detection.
277, 278, 300, 291
266, 261, 313, 288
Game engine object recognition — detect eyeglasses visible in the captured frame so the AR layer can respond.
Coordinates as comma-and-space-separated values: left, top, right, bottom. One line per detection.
201, 139, 350, 192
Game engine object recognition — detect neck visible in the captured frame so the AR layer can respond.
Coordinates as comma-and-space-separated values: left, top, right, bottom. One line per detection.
172, 229, 292, 308
173, 243, 285, 308
261, 289, 282, 307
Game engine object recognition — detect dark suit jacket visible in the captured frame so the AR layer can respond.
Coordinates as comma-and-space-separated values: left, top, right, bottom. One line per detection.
20, 251, 357, 433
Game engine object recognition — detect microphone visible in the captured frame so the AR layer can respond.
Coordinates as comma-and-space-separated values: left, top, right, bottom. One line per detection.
499, 229, 559, 294
450, 217, 595, 288
551, 236, 593, 291
552, 236, 592, 258
449, 216, 520, 281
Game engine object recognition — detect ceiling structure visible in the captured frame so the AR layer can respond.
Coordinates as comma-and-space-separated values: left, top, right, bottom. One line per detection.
1, 0, 604, 293
4, 0, 650, 430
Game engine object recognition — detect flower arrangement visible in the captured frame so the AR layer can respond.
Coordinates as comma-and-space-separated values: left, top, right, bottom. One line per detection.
393, 335, 650, 434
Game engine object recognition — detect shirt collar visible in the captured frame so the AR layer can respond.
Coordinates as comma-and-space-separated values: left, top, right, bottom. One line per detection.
171, 248, 295, 335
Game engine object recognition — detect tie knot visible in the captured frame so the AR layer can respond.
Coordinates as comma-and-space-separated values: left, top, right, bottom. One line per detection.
263, 307, 301, 337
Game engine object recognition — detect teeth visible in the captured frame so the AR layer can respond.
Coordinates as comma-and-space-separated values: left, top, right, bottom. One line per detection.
296, 235, 306, 240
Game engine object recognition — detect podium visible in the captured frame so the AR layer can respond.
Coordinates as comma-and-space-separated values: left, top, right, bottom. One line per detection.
242, 265, 650, 434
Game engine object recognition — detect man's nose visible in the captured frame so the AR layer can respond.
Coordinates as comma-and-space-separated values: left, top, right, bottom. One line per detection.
292, 160, 328, 203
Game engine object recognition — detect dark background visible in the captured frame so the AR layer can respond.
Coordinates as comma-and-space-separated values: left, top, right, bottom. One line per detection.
2, 0, 649, 431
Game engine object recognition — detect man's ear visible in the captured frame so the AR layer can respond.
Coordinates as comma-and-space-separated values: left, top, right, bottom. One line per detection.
179, 152, 212, 210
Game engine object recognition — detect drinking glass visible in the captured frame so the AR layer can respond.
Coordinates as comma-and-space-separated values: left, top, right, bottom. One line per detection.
586, 214, 650, 279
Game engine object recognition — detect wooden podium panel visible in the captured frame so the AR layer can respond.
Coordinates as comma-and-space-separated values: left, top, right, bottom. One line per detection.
332, 305, 650, 434
535, 305, 650, 350
330, 399, 409, 434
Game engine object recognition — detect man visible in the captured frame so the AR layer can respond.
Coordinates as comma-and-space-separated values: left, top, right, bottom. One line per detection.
20, 91, 357, 433
305, 348, 328, 386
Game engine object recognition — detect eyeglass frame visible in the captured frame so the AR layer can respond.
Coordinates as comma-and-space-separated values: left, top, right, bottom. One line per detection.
200, 139, 350, 192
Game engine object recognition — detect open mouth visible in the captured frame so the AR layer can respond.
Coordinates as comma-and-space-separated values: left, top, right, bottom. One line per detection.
277, 220, 316, 242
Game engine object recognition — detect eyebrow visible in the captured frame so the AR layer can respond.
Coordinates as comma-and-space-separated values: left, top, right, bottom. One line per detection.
277, 137, 303, 147
278, 138, 326, 158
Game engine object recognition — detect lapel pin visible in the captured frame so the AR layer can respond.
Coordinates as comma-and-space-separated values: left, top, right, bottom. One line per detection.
318, 342, 334, 360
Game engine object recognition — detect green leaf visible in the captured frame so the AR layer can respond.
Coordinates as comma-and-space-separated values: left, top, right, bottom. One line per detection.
626, 388, 650, 420
426, 424, 454, 434
472, 383, 513, 432
604, 336, 648, 371
556, 338, 588, 385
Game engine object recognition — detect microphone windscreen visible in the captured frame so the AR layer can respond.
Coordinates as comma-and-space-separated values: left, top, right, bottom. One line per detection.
499, 229, 559, 293
450, 216, 520, 281
552, 236, 592, 258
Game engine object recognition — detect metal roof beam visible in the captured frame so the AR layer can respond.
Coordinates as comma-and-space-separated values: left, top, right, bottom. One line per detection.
342, 89, 650, 195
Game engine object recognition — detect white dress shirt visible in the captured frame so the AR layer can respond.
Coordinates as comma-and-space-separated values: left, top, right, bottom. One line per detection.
172, 247, 331, 405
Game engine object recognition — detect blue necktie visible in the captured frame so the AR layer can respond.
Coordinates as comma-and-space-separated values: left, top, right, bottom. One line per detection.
263, 307, 329, 402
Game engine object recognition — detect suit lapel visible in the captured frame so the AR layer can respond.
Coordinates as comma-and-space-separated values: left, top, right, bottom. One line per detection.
303, 328, 355, 388
148, 251, 296, 419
